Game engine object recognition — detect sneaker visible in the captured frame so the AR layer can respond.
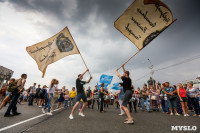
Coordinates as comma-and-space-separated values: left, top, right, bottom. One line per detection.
186, 114, 190, 116
13, 112, 21, 115
193, 114, 197, 116
119, 113, 125, 116
69, 114, 74, 120
184, 114, 187, 117
78, 112, 85, 117
124, 120, 134, 124
175, 113, 180, 116
42, 108, 45, 114
46, 112, 53, 115
170, 113, 173, 116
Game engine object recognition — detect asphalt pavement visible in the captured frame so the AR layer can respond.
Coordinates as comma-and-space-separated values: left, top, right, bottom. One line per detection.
0, 102, 199, 133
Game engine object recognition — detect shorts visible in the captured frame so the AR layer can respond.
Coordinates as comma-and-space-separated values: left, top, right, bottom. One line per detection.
167, 98, 177, 109
23, 96, 27, 100
180, 97, 188, 102
76, 93, 87, 103
34, 94, 39, 98
40, 94, 45, 99
122, 90, 132, 107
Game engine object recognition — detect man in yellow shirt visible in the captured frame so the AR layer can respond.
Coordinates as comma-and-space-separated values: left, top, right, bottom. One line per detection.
69, 87, 77, 108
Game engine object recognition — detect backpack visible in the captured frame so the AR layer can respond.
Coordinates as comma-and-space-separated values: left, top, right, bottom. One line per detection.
7, 79, 21, 92
40, 88, 45, 96
28, 86, 32, 93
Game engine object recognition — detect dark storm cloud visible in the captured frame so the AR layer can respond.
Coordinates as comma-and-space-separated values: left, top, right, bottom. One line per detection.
1, 0, 200, 86
3, 0, 65, 18
70, 0, 132, 38
2, 0, 200, 59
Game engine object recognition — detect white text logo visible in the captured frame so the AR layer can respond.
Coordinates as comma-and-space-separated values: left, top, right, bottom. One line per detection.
171, 126, 197, 131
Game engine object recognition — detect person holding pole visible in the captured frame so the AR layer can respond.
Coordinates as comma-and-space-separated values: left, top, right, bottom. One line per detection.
115, 64, 134, 124
69, 69, 92, 120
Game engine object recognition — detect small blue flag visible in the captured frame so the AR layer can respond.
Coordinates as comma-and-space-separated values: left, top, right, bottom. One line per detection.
111, 83, 120, 90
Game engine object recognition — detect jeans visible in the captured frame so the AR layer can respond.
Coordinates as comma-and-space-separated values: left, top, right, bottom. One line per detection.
161, 99, 169, 113
28, 94, 34, 105
187, 97, 193, 110
189, 97, 200, 115
167, 98, 177, 109
44, 94, 53, 112
64, 100, 69, 108
5, 92, 20, 115
141, 98, 150, 111
137, 97, 141, 107
92, 99, 99, 110
69, 98, 75, 108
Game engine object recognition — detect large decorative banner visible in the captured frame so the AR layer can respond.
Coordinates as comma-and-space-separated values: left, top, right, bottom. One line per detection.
114, 0, 174, 50
98, 74, 113, 89
26, 27, 80, 77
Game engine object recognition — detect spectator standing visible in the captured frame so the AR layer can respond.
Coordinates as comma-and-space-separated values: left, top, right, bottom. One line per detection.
186, 82, 200, 117
69, 87, 77, 108
164, 82, 180, 116
28, 83, 36, 106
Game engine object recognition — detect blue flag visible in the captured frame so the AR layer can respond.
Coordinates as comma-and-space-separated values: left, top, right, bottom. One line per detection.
111, 83, 119, 90
98, 74, 113, 90
97, 82, 101, 90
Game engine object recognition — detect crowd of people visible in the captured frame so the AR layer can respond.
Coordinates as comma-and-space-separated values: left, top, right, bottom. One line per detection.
0, 67, 200, 125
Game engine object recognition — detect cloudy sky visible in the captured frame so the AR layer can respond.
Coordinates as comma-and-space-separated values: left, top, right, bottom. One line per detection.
0, 0, 200, 90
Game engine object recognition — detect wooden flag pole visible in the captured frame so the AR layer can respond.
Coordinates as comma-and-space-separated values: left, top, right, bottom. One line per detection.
66, 26, 92, 77
79, 52, 92, 77
116, 19, 177, 71
117, 50, 140, 71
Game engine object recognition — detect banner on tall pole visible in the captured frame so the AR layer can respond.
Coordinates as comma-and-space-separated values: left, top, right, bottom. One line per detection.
26, 27, 80, 77
114, 0, 174, 50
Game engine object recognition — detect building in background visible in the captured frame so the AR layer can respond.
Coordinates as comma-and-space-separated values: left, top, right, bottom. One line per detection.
0, 66, 14, 89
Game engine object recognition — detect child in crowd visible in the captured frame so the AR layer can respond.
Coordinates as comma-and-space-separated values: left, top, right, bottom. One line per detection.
64, 90, 70, 109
